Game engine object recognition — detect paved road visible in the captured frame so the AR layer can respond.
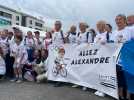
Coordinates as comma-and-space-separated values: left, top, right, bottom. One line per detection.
0, 80, 114, 100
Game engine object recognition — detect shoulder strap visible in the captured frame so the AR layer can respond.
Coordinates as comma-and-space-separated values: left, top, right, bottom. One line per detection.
67, 32, 70, 38
77, 32, 80, 37
86, 32, 89, 43
60, 30, 65, 43
6, 38, 9, 43
24, 36, 27, 45
106, 32, 110, 42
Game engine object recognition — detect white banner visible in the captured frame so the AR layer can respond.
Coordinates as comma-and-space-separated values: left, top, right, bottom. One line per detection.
47, 43, 122, 99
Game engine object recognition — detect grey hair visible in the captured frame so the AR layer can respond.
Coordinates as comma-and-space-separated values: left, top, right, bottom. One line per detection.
116, 14, 127, 21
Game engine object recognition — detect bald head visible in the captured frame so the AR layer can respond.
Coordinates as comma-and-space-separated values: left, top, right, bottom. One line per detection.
127, 15, 134, 26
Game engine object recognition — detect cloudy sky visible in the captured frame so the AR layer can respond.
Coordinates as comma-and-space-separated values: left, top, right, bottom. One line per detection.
0, 0, 134, 30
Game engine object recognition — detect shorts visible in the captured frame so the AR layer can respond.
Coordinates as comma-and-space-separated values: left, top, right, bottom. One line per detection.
13, 63, 24, 68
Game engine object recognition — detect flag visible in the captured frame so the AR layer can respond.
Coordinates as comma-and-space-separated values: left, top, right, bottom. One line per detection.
119, 40, 134, 93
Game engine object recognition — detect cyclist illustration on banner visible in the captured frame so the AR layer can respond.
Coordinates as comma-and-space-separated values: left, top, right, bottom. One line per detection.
52, 47, 68, 77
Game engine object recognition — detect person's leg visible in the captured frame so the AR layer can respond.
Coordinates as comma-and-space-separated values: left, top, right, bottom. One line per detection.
17, 65, 23, 82
0, 75, 4, 79
130, 93, 134, 100
127, 92, 131, 100
16, 68, 22, 83
10, 67, 18, 82
118, 88, 124, 100
117, 65, 127, 100
22, 65, 27, 80
31, 70, 37, 81
9, 56, 15, 79
5, 53, 9, 78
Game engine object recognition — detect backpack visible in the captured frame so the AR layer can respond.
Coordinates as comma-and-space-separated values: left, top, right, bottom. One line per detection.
77, 32, 90, 43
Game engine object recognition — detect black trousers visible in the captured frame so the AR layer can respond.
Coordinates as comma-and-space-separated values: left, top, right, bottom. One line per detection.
0, 75, 4, 79
5, 53, 14, 78
116, 64, 127, 88
116, 64, 127, 98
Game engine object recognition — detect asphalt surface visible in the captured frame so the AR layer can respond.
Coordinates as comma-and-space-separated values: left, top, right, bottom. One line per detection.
0, 80, 115, 100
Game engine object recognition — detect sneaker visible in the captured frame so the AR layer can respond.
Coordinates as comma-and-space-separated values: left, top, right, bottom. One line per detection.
10, 78, 18, 82
82, 87, 87, 91
16, 79, 22, 83
94, 91, 105, 97
72, 85, 79, 88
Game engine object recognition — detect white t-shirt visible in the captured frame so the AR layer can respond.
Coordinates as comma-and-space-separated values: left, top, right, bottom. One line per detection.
108, 32, 114, 42
0, 37, 8, 55
94, 32, 107, 43
52, 31, 64, 46
68, 33, 77, 44
76, 32, 92, 44
0, 56, 6, 75
8, 37, 17, 53
42, 38, 52, 50
126, 25, 134, 39
111, 28, 132, 43
24, 37, 35, 49
34, 37, 42, 50
10, 42, 28, 64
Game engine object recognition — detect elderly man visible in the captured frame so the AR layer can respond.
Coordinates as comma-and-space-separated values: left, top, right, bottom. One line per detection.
51, 21, 66, 87
112, 14, 133, 100
112, 14, 132, 43
94, 20, 107, 44
72, 22, 92, 91
52, 21, 65, 46
65, 25, 77, 44
76, 22, 92, 44
127, 15, 134, 26
94, 20, 107, 97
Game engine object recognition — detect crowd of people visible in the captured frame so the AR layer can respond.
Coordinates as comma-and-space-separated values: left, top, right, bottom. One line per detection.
0, 14, 134, 100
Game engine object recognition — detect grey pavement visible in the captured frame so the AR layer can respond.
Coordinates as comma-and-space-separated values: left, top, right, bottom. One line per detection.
0, 80, 115, 100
